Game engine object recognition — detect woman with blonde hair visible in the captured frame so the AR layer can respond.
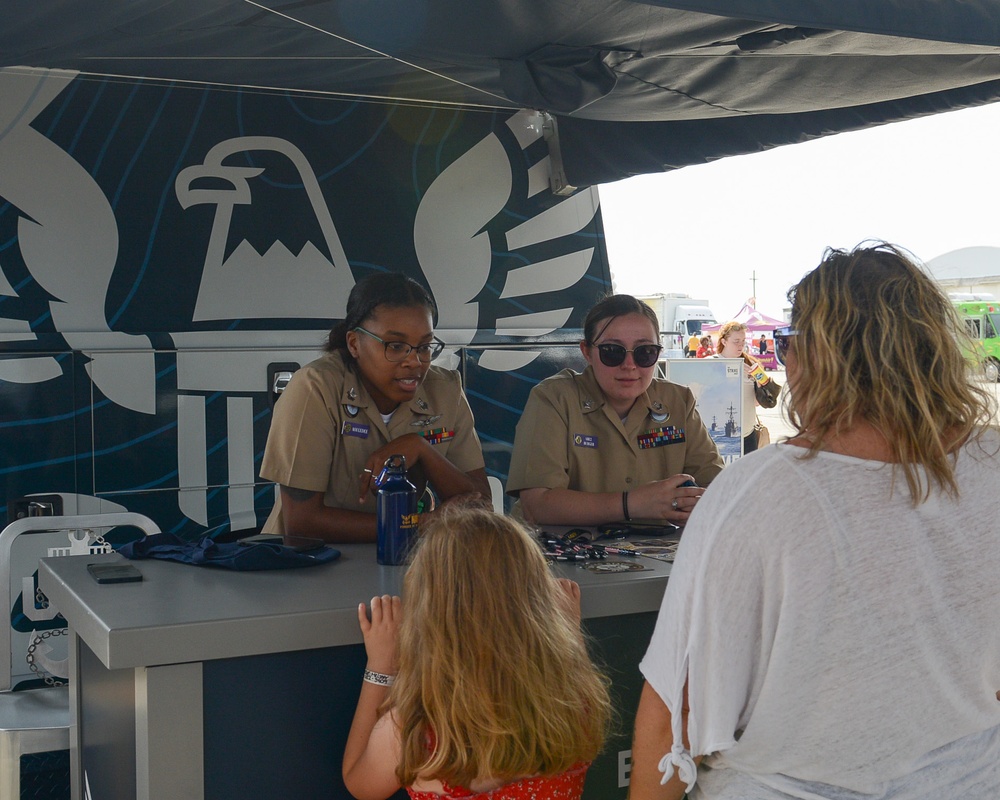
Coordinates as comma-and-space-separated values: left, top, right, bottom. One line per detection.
714, 320, 779, 453
343, 506, 612, 800
631, 242, 1000, 799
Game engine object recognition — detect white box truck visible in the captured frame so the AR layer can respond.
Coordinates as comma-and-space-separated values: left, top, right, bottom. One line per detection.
637, 293, 718, 352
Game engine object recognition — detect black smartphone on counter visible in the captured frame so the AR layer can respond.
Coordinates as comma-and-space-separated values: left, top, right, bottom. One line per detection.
282, 536, 325, 552
88, 562, 143, 584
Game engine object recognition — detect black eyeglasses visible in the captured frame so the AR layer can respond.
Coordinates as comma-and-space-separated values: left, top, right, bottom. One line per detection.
773, 326, 798, 367
353, 327, 445, 363
589, 342, 663, 368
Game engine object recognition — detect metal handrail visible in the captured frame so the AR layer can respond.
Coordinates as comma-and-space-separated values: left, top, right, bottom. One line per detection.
0, 513, 161, 691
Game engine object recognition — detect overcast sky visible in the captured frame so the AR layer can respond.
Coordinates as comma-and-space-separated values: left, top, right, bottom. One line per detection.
597, 100, 1000, 323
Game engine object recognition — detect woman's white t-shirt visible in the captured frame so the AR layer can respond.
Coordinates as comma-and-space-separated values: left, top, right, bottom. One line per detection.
640, 430, 1000, 799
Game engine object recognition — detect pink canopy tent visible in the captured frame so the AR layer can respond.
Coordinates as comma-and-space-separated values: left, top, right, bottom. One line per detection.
702, 303, 786, 333
702, 303, 787, 368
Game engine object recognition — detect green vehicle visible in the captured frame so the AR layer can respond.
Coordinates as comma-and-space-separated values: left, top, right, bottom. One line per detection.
953, 299, 1000, 382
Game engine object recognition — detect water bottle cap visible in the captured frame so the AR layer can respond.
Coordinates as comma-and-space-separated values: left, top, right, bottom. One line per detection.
375, 454, 407, 486
384, 454, 407, 470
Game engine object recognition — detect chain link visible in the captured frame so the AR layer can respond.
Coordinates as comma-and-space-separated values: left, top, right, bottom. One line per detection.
26, 628, 69, 686
24, 528, 110, 686
33, 587, 65, 620
91, 530, 112, 551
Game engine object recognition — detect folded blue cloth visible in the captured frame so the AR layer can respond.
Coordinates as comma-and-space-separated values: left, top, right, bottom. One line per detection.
119, 532, 340, 570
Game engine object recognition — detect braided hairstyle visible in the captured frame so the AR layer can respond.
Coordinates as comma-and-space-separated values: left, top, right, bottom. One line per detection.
326, 272, 438, 364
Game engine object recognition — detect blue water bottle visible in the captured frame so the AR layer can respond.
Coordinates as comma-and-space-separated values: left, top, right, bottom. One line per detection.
375, 454, 418, 565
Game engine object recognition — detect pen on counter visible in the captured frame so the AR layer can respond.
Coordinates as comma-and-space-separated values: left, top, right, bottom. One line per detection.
597, 546, 639, 557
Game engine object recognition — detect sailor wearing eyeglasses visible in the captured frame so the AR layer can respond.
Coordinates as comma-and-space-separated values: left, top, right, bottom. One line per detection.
508, 294, 723, 526
259, 273, 488, 543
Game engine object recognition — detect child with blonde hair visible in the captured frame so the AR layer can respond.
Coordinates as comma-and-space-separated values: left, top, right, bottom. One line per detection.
343, 506, 611, 799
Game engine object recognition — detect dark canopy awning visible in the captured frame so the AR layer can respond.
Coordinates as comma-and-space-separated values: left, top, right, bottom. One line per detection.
4, 0, 1000, 185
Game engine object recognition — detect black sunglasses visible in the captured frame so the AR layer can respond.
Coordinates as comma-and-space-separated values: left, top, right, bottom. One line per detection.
590, 342, 663, 368
773, 326, 798, 367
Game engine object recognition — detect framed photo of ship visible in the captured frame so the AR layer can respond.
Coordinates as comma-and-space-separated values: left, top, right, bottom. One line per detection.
658, 358, 745, 462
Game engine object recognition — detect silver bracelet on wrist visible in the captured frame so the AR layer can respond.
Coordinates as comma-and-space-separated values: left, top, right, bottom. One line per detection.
363, 669, 396, 687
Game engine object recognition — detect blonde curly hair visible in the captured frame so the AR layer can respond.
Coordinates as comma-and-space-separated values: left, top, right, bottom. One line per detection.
785, 241, 996, 502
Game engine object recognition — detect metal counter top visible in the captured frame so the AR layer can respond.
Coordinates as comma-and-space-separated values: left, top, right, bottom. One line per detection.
38, 542, 671, 671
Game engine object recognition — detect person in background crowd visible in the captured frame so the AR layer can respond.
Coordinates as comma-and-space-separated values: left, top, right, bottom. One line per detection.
342, 506, 611, 800
259, 272, 489, 543
686, 333, 700, 357
507, 294, 723, 526
713, 321, 778, 454
695, 336, 714, 358
630, 241, 1000, 799
758, 335, 769, 355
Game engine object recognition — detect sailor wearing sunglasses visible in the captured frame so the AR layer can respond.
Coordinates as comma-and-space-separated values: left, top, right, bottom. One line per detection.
508, 294, 723, 526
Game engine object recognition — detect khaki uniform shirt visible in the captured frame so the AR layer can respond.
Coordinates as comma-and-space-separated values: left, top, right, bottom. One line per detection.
260, 351, 485, 534
507, 366, 723, 499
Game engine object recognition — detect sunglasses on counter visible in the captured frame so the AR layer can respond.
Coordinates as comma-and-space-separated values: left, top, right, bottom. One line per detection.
773, 325, 798, 367
590, 342, 663, 368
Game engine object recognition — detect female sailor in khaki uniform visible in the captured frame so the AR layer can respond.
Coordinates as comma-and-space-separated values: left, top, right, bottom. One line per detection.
508, 294, 723, 526
260, 273, 489, 543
